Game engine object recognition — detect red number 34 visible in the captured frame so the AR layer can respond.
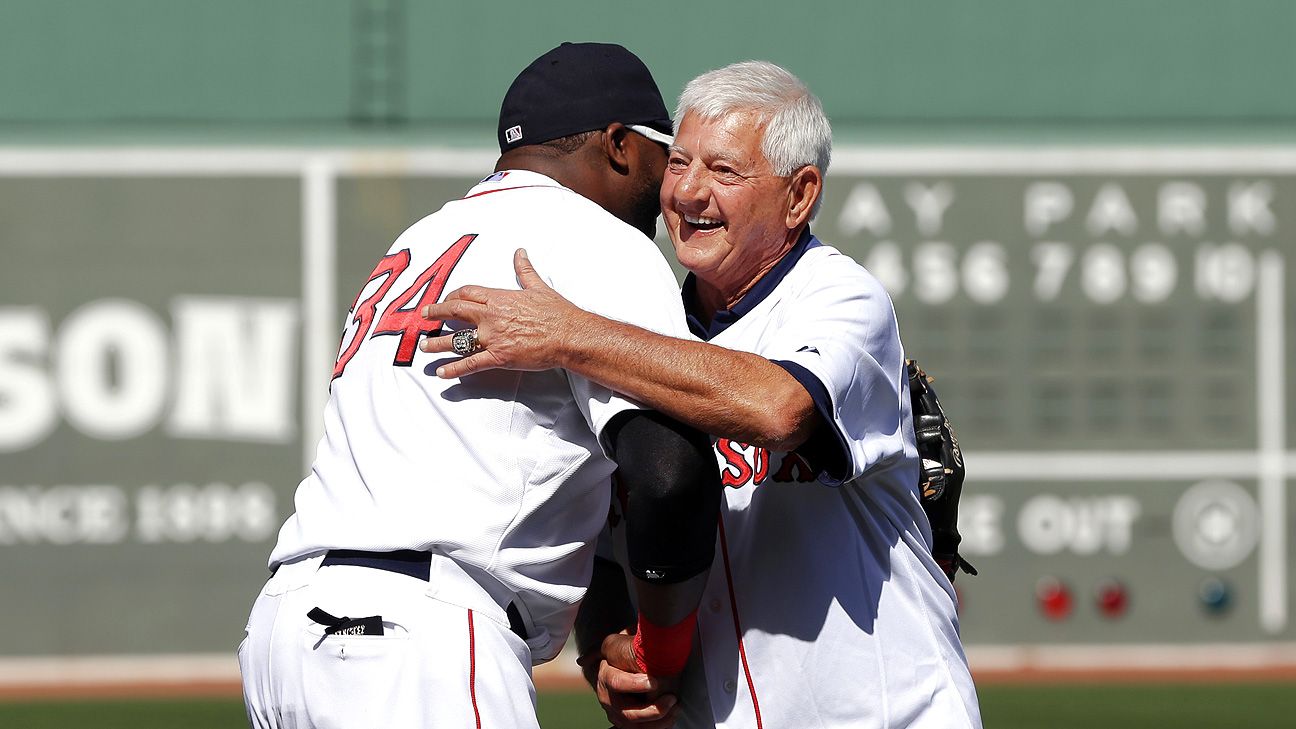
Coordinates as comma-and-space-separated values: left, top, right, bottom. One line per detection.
332, 234, 477, 379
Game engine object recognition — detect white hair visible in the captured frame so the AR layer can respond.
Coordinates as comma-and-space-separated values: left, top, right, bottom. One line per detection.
675, 60, 832, 217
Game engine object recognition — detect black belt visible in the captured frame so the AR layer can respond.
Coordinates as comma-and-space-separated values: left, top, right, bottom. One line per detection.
322, 549, 528, 640
323, 548, 432, 580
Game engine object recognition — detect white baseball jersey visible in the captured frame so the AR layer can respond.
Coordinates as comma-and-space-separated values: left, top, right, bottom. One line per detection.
659, 231, 983, 728
270, 169, 689, 663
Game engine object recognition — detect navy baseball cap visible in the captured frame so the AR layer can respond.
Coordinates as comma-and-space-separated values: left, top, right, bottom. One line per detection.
498, 42, 674, 153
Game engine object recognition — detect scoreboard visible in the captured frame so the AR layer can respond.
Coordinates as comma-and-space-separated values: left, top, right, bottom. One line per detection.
807, 150, 1294, 663
0, 147, 1292, 680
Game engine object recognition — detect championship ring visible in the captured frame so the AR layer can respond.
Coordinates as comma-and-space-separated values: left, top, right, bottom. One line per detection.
450, 328, 480, 356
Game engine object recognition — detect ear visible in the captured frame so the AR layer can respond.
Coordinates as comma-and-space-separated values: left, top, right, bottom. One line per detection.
785, 165, 823, 229
599, 122, 633, 175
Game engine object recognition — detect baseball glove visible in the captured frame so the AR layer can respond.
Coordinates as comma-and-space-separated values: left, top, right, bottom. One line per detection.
907, 359, 977, 582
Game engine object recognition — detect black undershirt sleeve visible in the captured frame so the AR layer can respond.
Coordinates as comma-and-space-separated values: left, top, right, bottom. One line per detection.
771, 359, 852, 486
604, 409, 722, 584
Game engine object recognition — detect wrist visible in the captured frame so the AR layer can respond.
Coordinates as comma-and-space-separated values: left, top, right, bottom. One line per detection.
556, 307, 597, 370
631, 609, 698, 677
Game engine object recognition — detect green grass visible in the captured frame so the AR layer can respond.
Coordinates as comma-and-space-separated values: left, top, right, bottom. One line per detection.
1, 683, 1294, 728
0, 693, 606, 729
977, 682, 1296, 729
0, 697, 243, 729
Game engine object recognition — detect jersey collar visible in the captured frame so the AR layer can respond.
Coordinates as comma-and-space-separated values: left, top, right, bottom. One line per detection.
683, 227, 817, 341
463, 169, 570, 199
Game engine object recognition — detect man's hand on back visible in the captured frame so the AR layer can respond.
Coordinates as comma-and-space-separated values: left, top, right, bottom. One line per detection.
419, 248, 585, 378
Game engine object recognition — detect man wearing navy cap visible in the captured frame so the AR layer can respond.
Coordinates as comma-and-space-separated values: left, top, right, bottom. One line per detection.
238, 43, 721, 729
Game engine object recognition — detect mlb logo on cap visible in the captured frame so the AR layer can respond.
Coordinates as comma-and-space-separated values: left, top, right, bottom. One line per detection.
496, 42, 673, 153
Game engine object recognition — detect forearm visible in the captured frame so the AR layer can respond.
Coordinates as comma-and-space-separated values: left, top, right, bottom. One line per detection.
561, 310, 817, 451
575, 557, 636, 687
607, 409, 720, 676
576, 558, 636, 656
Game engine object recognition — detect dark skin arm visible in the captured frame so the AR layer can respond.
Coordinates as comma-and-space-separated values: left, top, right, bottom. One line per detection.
575, 558, 679, 729
604, 409, 719, 627
582, 409, 719, 728
419, 249, 820, 451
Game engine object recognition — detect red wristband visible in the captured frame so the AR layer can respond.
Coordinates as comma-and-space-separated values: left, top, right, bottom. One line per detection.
632, 610, 698, 677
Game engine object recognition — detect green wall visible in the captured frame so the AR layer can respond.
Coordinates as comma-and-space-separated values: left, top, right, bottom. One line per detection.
3, 0, 1294, 143
2, 0, 1295, 671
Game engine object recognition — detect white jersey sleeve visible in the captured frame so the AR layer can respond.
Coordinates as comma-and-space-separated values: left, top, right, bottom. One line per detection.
527, 222, 689, 452
765, 248, 911, 485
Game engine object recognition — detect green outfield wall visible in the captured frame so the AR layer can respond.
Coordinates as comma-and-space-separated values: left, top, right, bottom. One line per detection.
3, 1, 1295, 141
1, 1, 1294, 685
2, 148, 1293, 672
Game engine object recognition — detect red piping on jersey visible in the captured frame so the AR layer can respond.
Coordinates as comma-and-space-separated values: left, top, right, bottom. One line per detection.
463, 184, 561, 199
718, 516, 764, 729
468, 610, 482, 729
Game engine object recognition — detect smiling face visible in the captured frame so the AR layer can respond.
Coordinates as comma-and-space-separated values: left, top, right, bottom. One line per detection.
661, 110, 801, 302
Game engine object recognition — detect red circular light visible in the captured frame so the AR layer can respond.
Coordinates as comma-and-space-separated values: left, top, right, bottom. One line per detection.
1035, 576, 1073, 621
1095, 578, 1130, 619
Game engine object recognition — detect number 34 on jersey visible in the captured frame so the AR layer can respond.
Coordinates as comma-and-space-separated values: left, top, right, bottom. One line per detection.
332, 234, 477, 380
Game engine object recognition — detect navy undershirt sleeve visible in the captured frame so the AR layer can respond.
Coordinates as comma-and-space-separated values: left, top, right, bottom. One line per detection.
771, 359, 852, 486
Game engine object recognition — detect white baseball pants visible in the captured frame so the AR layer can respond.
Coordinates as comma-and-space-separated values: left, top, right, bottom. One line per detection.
239, 553, 539, 728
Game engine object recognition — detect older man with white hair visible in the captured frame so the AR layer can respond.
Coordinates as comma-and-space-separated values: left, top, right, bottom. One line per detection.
422, 60, 983, 729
